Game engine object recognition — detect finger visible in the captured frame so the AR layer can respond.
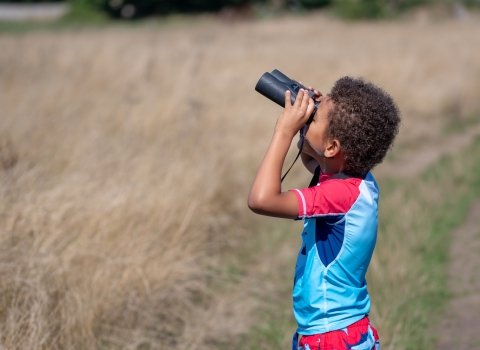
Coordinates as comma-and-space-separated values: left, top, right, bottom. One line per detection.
285, 90, 292, 108
305, 98, 315, 118
293, 89, 304, 107
301, 88, 310, 108
305, 86, 322, 100
300, 82, 313, 93
299, 89, 311, 114
313, 90, 323, 102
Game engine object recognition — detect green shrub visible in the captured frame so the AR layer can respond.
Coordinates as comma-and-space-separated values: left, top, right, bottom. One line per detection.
66, 0, 108, 21
333, 0, 428, 19
298, 0, 332, 9
334, 0, 387, 19
67, 0, 252, 19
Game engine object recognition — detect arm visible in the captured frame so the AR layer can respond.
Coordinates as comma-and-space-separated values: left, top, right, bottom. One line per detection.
248, 89, 315, 219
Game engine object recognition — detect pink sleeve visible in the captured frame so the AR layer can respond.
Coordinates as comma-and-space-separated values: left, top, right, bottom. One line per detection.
289, 179, 361, 219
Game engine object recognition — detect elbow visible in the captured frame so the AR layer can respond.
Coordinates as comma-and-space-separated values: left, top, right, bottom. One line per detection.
247, 192, 267, 213
247, 194, 260, 213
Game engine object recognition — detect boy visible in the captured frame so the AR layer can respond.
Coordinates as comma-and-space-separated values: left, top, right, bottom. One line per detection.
248, 77, 400, 350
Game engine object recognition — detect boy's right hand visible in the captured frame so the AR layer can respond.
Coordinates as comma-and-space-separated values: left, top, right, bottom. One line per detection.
274, 89, 315, 139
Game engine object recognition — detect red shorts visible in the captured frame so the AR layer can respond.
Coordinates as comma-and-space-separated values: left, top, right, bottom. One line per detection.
298, 317, 380, 350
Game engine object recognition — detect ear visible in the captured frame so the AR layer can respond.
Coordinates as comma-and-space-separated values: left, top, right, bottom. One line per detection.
325, 139, 342, 159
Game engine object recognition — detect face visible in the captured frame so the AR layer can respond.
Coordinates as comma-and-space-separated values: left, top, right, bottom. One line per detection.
303, 95, 335, 162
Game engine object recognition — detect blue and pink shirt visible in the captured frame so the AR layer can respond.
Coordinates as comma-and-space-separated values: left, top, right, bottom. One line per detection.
290, 169, 379, 335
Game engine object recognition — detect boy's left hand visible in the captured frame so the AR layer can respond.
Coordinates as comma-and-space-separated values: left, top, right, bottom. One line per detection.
299, 82, 323, 102
275, 89, 315, 138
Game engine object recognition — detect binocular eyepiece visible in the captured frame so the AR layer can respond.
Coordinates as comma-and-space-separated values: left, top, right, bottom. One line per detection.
255, 69, 319, 125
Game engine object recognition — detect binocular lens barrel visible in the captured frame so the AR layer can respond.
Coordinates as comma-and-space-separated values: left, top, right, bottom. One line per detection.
255, 72, 294, 107
255, 70, 317, 108
269, 69, 292, 82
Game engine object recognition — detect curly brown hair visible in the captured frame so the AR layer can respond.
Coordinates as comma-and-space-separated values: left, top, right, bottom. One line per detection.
325, 76, 401, 177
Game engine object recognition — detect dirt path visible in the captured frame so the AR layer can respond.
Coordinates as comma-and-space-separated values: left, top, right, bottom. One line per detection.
376, 124, 480, 179
436, 200, 480, 349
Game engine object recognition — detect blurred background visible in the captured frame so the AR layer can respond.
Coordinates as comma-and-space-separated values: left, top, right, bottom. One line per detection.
1, 0, 480, 349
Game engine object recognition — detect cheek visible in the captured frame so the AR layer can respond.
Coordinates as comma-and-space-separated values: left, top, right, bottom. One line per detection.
306, 125, 324, 145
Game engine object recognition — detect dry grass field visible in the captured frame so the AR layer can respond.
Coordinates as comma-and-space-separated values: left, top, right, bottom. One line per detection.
1, 9, 480, 349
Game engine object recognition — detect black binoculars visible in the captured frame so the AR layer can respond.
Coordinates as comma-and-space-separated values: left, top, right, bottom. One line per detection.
255, 69, 319, 125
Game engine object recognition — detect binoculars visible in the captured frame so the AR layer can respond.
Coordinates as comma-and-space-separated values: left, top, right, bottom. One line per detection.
255, 69, 320, 124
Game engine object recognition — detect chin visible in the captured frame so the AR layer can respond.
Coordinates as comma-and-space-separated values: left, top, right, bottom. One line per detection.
302, 144, 314, 157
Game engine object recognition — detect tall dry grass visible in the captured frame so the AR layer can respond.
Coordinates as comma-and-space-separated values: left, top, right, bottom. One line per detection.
1, 11, 480, 348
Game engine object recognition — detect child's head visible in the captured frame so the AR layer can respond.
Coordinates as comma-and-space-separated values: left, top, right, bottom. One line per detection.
325, 76, 401, 177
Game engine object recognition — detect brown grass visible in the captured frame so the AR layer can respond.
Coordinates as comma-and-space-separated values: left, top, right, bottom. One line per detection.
1, 10, 480, 349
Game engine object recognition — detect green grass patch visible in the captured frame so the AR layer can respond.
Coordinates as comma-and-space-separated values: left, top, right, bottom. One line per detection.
0, 9, 218, 34
231, 136, 480, 349
442, 112, 480, 136
363, 138, 480, 349
377, 150, 480, 349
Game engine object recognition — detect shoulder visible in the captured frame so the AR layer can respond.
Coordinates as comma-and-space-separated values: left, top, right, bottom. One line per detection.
291, 178, 362, 218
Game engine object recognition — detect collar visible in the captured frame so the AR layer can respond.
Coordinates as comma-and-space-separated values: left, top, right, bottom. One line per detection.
309, 166, 364, 188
